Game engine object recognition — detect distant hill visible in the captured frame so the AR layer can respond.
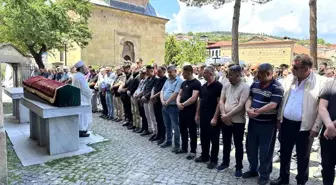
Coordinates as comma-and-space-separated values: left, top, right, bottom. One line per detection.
169, 31, 331, 45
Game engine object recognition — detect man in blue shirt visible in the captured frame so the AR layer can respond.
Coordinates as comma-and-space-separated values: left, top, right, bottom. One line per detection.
160, 65, 183, 152
243, 63, 284, 185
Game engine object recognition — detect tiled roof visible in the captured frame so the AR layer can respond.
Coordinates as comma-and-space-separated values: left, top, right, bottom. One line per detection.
90, 0, 159, 17
207, 41, 232, 48
293, 44, 330, 60
207, 40, 295, 49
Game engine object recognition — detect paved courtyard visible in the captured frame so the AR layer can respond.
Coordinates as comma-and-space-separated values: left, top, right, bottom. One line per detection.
7, 113, 324, 185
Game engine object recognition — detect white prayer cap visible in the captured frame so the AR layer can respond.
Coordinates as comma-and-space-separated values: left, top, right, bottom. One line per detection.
74, 61, 84, 69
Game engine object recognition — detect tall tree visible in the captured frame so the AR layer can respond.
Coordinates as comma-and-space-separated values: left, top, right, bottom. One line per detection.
165, 36, 181, 65
175, 39, 208, 65
180, 0, 272, 64
309, 0, 318, 69
0, 0, 92, 69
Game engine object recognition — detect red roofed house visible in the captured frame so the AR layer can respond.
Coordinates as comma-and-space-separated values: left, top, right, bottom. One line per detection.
207, 36, 331, 66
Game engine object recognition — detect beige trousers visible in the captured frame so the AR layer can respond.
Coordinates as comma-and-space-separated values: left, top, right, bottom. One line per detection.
131, 97, 141, 128
114, 96, 124, 120
144, 101, 157, 134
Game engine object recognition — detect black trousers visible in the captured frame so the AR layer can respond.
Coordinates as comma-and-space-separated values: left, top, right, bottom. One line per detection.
154, 101, 165, 139
179, 106, 197, 153
221, 122, 245, 170
279, 118, 313, 184
138, 101, 148, 131
99, 92, 107, 116
121, 94, 133, 122
320, 132, 336, 185
200, 112, 220, 163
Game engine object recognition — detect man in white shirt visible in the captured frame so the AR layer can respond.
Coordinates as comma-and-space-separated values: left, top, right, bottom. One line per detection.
271, 54, 327, 185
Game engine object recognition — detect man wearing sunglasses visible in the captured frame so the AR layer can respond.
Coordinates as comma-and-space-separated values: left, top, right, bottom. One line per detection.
271, 54, 327, 185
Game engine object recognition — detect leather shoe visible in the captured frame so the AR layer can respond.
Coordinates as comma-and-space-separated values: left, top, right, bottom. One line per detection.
152, 135, 160, 142
79, 132, 90, 137
160, 142, 172, 148
140, 130, 151, 136
122, 122, 130, 126
157, 138, 165, 145
270, 177, 289, 185
149, 134, 156, 141
136, 129, 144, 133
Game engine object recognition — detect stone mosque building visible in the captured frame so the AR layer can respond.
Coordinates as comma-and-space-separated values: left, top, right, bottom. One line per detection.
48, 0, 169, 67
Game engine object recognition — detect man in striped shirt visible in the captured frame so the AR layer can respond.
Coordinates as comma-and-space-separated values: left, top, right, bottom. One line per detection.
243, 63, 284, 185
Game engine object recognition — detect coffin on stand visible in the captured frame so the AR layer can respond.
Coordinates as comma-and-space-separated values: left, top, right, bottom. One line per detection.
22, 76, 80, 107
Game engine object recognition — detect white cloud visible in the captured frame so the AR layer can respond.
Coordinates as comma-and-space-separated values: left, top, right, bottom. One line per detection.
167, 0, 336, 42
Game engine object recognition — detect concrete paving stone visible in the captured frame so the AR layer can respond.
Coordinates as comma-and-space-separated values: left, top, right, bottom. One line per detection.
6, 113, 327, 185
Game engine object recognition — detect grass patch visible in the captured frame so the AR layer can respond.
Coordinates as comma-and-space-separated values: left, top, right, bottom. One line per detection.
45, 155, 81, 167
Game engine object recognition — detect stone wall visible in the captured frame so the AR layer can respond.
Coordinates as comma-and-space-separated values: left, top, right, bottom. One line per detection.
221, 43, 294, 66
47, 43, 82, 67
0, 66, 8, 185
81, 5, 168, 66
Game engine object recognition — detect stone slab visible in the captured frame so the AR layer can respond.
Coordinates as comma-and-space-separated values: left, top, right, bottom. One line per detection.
4, 88, 23, 100
46, 115, 79, 155
4, 114, 108, 166
21, 97, 90, 119
4, 88, 29, 124
18, 101, 29, 123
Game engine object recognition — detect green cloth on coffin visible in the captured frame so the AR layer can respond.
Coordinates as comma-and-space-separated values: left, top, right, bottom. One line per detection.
54, 85, 81, 107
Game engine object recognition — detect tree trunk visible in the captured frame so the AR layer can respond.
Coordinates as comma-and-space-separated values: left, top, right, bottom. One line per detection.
309, 0, 317, 69
27, 44, 46, 69
231, 0, 241, 65
33, 53, 45, 69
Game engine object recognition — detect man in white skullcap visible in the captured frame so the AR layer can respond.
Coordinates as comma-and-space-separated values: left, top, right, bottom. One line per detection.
72, 61, 92, 137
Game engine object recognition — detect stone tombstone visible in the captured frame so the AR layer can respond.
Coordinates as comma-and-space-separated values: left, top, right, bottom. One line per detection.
0, 65, 8, 185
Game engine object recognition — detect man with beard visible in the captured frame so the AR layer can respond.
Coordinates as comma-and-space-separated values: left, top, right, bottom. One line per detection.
195, 65, 223, 169
72, 61, 93, 137
176, 65, 201, 158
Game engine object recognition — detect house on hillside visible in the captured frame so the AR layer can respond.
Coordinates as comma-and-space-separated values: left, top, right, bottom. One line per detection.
47, 0, 169, 67
207, 36, 331, 66
176, 34, 194, 41
199, 35, 209, 42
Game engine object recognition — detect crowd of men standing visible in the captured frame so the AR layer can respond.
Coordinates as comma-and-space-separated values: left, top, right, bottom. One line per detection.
71, 55, 335, 185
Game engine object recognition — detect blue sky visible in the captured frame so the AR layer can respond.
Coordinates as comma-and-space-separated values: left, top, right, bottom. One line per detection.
149, 0, 336, 43
149, 0, 179, 20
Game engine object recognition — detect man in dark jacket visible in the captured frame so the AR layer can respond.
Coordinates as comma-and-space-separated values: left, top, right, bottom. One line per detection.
127, 63, 141, 130
120, 63, 133, 126
141, 65, 158, 137
151, 66, 168, 144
